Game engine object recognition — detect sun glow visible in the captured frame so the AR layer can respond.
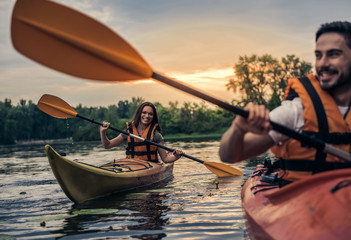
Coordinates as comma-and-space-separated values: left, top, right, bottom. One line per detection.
171, 67, 234, 91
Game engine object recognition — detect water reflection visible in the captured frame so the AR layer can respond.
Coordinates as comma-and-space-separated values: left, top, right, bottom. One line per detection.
50, 180, 173, 239
0, 141, 256, 239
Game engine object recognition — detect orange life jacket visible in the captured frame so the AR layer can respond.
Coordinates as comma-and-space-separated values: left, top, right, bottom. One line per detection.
125, 121, 159, 162
271, 74, 351, 182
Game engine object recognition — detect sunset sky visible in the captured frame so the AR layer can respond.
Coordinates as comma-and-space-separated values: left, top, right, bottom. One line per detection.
1, 0, 351, 107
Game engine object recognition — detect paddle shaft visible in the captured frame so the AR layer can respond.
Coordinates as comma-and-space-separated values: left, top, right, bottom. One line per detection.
152, 72, 351, 162
77, 114, 204, 164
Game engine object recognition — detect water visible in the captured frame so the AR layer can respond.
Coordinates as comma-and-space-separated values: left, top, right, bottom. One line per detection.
0, 140, 264, 239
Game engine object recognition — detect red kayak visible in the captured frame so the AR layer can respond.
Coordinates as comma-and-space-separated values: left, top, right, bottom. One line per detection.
242, 162, 351, 240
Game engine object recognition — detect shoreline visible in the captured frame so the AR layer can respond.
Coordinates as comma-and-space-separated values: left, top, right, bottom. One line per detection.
9, 133, 224, 147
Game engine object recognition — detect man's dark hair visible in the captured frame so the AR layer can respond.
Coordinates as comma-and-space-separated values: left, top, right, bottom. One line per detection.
316, 21, 351, 48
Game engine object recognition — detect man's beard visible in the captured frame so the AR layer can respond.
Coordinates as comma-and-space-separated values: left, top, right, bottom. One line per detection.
319, 66, 351, 92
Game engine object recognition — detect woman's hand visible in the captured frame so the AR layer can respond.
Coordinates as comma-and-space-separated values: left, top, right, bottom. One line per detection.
100, 121, 111, 133
172, 149, 183, 160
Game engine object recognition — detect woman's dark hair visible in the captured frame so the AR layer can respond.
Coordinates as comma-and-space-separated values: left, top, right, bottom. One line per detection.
316, 21, 351, 48
132, 102, 161, 133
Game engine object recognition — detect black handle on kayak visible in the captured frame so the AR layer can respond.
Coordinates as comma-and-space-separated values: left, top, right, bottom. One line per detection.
77, 114, 204, 164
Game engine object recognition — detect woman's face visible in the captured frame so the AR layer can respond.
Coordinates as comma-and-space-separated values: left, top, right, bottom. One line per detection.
140, 106, 154, 126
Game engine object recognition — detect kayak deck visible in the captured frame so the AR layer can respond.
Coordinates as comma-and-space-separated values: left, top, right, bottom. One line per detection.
241, 163, 351, 240
45, 145, 174, 204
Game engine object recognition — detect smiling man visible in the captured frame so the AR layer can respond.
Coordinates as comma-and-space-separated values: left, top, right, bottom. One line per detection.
315, 28, 351, 99
219, 21, 351, 186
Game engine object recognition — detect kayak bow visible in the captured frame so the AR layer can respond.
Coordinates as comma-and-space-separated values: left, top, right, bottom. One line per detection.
242, 164, 351, 240
45, 145, 173, 204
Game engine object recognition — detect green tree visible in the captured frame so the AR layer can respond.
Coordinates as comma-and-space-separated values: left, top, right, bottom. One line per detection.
0, 99, 12, 144
226, 54, 312, 110
157, 101, 180, 135
0, 96, 235, 144
117, 100, 129, 118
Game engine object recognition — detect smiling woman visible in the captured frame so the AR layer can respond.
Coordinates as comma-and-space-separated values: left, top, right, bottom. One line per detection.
100, 101, 184, 164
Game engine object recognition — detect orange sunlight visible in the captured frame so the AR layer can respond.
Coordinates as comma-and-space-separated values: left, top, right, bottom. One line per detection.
170, 67, 237, 102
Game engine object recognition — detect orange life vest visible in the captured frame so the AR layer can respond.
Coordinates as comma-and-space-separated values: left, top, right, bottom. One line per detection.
125, 121, 159, 162
271, 74, 351, 182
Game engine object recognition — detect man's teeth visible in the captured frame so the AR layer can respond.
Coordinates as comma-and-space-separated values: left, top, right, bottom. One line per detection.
320, 71, 336, 77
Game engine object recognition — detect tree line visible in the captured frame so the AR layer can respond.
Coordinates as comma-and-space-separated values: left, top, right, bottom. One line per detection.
1, 54, 312, 145
0, 97, 234, 145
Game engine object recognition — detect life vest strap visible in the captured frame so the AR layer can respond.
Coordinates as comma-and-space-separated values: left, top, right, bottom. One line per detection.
125, 121, 158, 162
303, 131, 351, 144
279, 158, 351, 172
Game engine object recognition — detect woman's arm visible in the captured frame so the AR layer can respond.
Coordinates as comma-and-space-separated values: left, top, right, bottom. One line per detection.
100, 121, 125, 149
157, 143, 183, 163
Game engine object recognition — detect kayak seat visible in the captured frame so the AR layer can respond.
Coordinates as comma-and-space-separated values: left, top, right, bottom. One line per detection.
99, 159, 153, 172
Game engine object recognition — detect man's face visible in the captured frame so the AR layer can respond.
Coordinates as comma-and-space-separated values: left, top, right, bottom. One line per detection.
315, 32, 351, 91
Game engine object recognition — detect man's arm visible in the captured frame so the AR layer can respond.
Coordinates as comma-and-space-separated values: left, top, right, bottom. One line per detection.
219, 123, 274, 163
219, 103, 274, 163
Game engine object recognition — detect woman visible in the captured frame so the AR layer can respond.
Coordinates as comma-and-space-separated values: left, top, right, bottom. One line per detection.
100, 102, 183, 163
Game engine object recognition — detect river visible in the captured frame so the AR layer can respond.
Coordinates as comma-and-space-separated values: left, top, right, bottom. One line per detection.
0, 140, 265, 239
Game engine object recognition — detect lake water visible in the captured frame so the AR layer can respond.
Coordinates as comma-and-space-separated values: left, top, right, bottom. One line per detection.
0, 140, 264, 239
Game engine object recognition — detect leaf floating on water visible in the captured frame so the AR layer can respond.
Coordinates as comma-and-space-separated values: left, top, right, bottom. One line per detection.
72, 208, 118, 215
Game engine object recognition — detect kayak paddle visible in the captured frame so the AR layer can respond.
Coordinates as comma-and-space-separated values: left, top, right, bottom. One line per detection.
12, 0, 351, 162
37, 94, 244, 177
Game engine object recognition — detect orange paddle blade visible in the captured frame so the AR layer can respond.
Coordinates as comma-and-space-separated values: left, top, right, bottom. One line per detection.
11, 0, 152, 81
204, 162, 244, 177
37, 94, 77, 119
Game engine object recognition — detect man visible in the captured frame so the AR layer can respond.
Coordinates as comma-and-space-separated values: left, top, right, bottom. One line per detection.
219, 21, 351, 184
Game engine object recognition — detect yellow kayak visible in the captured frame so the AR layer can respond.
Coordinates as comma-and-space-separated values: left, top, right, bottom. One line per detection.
45, 145, 174, 204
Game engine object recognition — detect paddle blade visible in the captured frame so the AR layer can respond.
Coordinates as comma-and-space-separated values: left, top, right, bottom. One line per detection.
204, 162, 244, 177
37, 94, 77, 119
11, 0, 152, 81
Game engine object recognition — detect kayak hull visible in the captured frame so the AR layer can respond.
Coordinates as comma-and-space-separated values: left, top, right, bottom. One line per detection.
242, 165, 351, 240
45, 145, 174, 204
